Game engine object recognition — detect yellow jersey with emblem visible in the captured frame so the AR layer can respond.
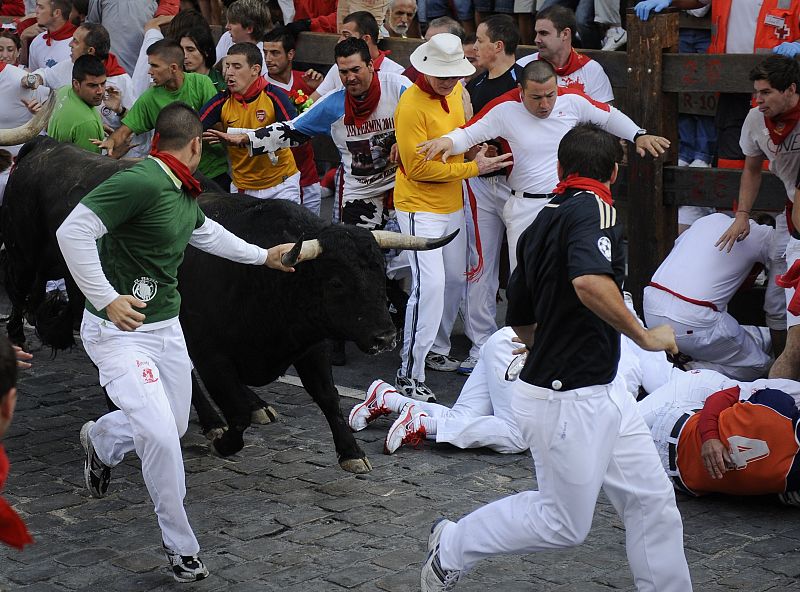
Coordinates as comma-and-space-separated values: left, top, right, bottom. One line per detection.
200, 87, 298, 191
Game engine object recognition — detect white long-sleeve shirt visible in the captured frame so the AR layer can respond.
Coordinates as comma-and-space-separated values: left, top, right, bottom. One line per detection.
445, 88, 641, 195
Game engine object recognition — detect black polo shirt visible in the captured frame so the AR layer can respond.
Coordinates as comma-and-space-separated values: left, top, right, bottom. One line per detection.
505, 188, 625, 390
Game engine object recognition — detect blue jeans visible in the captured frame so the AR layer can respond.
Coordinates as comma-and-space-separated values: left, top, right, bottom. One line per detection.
678, 28, 716, 163
423, 0, 475, 22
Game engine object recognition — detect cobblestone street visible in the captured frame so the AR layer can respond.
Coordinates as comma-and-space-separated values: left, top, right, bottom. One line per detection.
1, 333, 800, 591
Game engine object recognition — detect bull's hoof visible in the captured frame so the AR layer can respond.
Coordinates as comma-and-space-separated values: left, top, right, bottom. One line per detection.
204, 426, 227, 441
210, 430, 245, 457
251, 405, 278, 425
339, 457, 373, 474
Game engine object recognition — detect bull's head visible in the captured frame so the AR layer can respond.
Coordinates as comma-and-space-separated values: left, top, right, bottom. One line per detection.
0, 90, 56, 146
281, 229, 459, 266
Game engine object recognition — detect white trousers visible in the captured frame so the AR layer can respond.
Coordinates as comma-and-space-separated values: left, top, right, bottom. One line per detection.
769, 212, 789, 330
397, 208, 467, 382
503, 194, 550, 272
439, 377, 692, 591
463, 177, 510, 358
784, 236, 800, 329
411, 327, 526, 454
644, 287, 773, 381
232, 171, 301, 203
300, 182, 321, 216
80, 312, 199, 556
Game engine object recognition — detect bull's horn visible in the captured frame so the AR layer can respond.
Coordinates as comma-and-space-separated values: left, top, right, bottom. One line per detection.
280, 237, 322, 267
0, 89, 56, 146
371, 229, 459, 251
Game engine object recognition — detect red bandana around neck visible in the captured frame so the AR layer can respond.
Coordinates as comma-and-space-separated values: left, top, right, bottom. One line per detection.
343, 72, 381, 126
103, 53, 127, 77
150, 133, 202, 197
44, 20, 76, 46
551, 49, 591, 77
765, 99, 800, 146
230, 76, 267, 108
553, 173, 613, 205
0, 62, 6, 74
0, 445, 34, 551
415, 76, 450, 114
372, 49, 391, 71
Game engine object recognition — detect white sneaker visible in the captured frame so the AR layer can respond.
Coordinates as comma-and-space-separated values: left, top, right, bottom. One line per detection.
383, 402, 427, 454
396, 372, 437, 402
425, 352, 460, 372
689, 159, 711, 167
348, 379, 395, 432
678, 158, 690, 167
601, 26, 627, 51
421, 518, 461, 591
456, 356, 478, 376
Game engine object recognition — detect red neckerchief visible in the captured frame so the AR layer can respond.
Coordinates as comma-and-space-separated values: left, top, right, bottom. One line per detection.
553, 173, 613, 205
0, 62, 6, 74
230, 76, 267, 108
344, 73, 381, 126
776, 259, 800, 316
43, 20, 76, 46
150, 133, 202, 198
103, 53, 127, 77
765, 99, 800, 146
372, 49, 391, 71
551, 49, 590, 77
415, 76, 450, 113
0, 445, 33, 551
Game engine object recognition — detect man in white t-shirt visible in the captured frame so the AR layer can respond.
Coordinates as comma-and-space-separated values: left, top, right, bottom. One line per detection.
28, 0, 76, 70
25, 23, 134, 132
645, 212, 776, 381
418, 59, 666, 271
309, 11, 404, 101
517, 5, 613, 103
716, 56, 800, 381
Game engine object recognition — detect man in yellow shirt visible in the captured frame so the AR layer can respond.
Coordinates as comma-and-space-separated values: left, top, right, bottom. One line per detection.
393, 33, 511, 403
200, 42, 300, 201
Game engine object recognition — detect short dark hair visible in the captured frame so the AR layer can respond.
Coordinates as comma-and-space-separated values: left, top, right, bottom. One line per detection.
334, 37, 371, 67
50, 0, 73, 19
428, 16, 464, 42
0, 336, 17, 402
147, 39, 186, 68
750, 55, 800, 93
166, 9, 211, 43
521, 59, 557, 85
80, 22, 110, 61
343, 11, 379, 42
226, 0, 271, 41
155, 102, 203, 151
71, 0, 89, 17
482, 14, 519, 55
228, 41, 263, 68
182, 25, 217, 71
558, 123, 622, 183
0, 31, 21, 50
536, 5, 576, 38
72, 53, 105, 82
263, 26, 295, 53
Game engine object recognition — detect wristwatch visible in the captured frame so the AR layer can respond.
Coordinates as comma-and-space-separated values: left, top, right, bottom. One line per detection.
24, 73, 38, 89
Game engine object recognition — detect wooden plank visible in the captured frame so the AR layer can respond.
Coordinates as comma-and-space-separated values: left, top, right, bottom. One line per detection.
624, 8, 679, 311
678, 92, 718, 116
663, 53, 772, 93
662, 166, 787, 210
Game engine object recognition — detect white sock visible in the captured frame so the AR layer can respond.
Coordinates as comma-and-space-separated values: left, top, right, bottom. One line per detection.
382, 390, 413, 413
420, 415, 437, 436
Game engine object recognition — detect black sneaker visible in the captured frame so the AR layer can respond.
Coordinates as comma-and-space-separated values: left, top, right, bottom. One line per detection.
80, 421, 110, 498
163, 544, 210, 582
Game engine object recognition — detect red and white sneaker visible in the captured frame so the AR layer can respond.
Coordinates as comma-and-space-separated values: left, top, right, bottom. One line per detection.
383, 403, 427, 454
348, 379, 395, 432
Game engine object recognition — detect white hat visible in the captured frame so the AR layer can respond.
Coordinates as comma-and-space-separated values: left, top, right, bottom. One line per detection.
410, 33, 475, 78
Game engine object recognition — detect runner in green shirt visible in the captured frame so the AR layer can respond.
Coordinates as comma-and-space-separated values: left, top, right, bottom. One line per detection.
46, 55, 106, 154
57, 103, 300, 583
95, 39, 229, 184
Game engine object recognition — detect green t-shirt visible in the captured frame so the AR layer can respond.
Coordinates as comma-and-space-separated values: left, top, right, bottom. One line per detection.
46, 86, 104, 154
208, 67, 226, 93
81, 157, 206, 324
122, 72, 228, 179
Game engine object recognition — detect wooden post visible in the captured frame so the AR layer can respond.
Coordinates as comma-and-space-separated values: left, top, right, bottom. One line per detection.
624, 8, 679, 313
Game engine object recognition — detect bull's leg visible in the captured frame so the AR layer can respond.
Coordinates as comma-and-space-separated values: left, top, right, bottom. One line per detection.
243, 386, 278, 424
190, 371, 228, 440
293, 343, 372, 474
193, 358, 251, 456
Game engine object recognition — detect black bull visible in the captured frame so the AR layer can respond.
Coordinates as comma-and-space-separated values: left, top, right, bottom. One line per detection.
2, 137, 449, 473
